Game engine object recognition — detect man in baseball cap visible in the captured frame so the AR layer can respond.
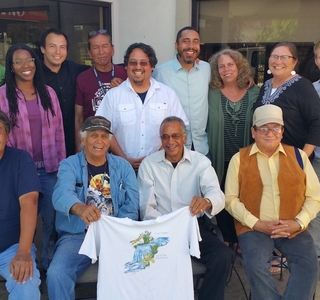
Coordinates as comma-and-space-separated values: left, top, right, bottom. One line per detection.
225, 104, 320, 300
47, 115, 138, 300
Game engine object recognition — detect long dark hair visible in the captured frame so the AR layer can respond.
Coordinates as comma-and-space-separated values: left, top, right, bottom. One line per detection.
4, 43, 55, 127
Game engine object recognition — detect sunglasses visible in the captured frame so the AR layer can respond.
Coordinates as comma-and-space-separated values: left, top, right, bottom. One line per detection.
128, 61, 149, 67
88, 29, 108, 37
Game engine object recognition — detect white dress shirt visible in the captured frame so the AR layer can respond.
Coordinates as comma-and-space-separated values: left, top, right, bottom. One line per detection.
138, 146, 225, 220
96, 77, 188, 159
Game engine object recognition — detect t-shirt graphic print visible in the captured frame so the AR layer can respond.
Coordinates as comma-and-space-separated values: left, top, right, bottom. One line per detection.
79, 206, 201, 300
86, 172, 114, 215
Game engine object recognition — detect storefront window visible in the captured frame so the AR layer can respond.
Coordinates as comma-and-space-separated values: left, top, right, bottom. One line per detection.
197, 0, 320, 85
0, 0, 111, 66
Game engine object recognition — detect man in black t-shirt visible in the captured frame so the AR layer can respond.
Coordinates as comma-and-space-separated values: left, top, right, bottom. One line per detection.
39, 28, 90, 156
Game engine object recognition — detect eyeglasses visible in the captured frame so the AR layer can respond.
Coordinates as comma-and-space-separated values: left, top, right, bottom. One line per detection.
12, 58, 35, 66
128, 61, 149, 67
160, 133, 183, 141
269, 55, 295, 62
255, 126, 283, 135
88, 29, 108, 37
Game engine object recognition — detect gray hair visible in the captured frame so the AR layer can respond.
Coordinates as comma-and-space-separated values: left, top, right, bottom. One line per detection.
80, 130, 113, 140
159, 116, 187, 136
0, 111, 10, 134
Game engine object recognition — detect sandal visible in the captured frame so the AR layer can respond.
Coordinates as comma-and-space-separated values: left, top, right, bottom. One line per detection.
269, 256, 287, 275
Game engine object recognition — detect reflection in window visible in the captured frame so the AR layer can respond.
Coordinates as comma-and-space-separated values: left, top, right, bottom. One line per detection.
198, 0, 320, 84
0, 0, 111, 65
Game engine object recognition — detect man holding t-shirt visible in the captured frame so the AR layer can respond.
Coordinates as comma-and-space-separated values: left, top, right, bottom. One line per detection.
47, 116, 139, 300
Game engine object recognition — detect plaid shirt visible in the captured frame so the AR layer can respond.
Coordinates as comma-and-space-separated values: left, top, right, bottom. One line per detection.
0, 85, 66, 172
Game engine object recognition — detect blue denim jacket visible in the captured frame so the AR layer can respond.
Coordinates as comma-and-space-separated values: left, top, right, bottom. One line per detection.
53, 151, 139, 236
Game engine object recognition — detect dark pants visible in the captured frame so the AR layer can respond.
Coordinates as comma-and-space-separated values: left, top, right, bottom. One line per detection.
195, 216, 234, 300
239, 230, 318, 300
216, 161, 238, 244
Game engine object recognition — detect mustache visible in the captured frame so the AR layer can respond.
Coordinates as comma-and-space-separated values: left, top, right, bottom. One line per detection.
165, 142, 179, 147
183, 47, 199, 53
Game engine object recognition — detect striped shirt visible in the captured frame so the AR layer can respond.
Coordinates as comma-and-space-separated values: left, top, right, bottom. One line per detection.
221, 91, 249, 162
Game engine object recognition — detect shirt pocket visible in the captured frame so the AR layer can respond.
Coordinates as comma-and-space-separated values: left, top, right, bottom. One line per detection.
117, 103, 136, 125
149, 102, 168, 124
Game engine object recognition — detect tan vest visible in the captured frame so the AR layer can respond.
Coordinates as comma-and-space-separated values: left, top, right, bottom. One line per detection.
235, 144, 306, 238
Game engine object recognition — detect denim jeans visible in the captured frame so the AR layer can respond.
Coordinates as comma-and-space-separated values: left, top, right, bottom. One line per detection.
308, 212, 320, 258
46, 233, 91, 300
0, 243, 41, 300
310, 160, 320, 258
37, 168, 57, 269
238, 230, 318, 300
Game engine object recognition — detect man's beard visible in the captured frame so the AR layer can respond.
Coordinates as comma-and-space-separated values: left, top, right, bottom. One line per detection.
177, 48, 198, 64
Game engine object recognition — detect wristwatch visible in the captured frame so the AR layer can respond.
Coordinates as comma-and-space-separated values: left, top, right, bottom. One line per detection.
295, 218, 304, 230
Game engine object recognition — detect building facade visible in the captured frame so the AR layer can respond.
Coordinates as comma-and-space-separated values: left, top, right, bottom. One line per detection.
1, 0, 320, 83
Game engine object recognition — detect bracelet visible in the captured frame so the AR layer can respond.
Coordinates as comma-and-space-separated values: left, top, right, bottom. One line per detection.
295, 218, 304, 230
204, 198, 211, 205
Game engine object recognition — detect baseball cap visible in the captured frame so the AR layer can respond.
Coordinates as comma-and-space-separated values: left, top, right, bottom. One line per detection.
253, 105, 284, 127
82, 116, 113, 134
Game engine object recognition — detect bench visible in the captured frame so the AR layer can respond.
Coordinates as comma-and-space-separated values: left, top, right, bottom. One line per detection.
75, 259, 206, 300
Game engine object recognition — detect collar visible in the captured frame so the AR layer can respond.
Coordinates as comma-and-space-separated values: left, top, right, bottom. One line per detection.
41, 60, 67, 74
81, 150, 114, 168
125, 77, 159, 92
157, 146, 192, 165
173, 55, 199, 72
249, 143, 287, 157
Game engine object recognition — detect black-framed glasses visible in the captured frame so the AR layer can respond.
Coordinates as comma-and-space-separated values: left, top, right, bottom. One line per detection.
160, 133, 183, 141
254, 126, 283, 135
269, 55, 295, 62
12, 58, 35, 66
88, 29, 108, 37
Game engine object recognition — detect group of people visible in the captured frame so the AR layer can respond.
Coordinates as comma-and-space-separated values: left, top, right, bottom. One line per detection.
0, 24, 320, 300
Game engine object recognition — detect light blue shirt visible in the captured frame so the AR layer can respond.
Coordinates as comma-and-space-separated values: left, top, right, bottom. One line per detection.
53, 151, 139, 235
153, 56, 210, 155
313, 80, 320, 161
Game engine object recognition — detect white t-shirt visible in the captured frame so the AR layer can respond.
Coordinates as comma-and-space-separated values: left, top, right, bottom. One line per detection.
79, 206, 201, 300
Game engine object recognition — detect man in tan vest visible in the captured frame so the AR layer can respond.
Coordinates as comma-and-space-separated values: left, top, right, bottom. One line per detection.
225, 104, 320, 300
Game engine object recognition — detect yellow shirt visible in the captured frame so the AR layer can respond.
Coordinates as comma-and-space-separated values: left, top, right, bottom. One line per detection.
225, 143, 320, 229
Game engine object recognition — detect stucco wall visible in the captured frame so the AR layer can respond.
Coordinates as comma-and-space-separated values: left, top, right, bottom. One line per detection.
103, 0, 192, 65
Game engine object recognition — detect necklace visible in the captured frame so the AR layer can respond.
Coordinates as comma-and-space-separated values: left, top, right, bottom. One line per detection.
225, 98, 243, 137
19, 87, 38, 101
86, 160, 107, 178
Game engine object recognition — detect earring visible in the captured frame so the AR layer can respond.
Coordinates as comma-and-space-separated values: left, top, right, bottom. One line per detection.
267, 69, 272, 74
291, 70, 296, 75
11, 69, 14, 73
